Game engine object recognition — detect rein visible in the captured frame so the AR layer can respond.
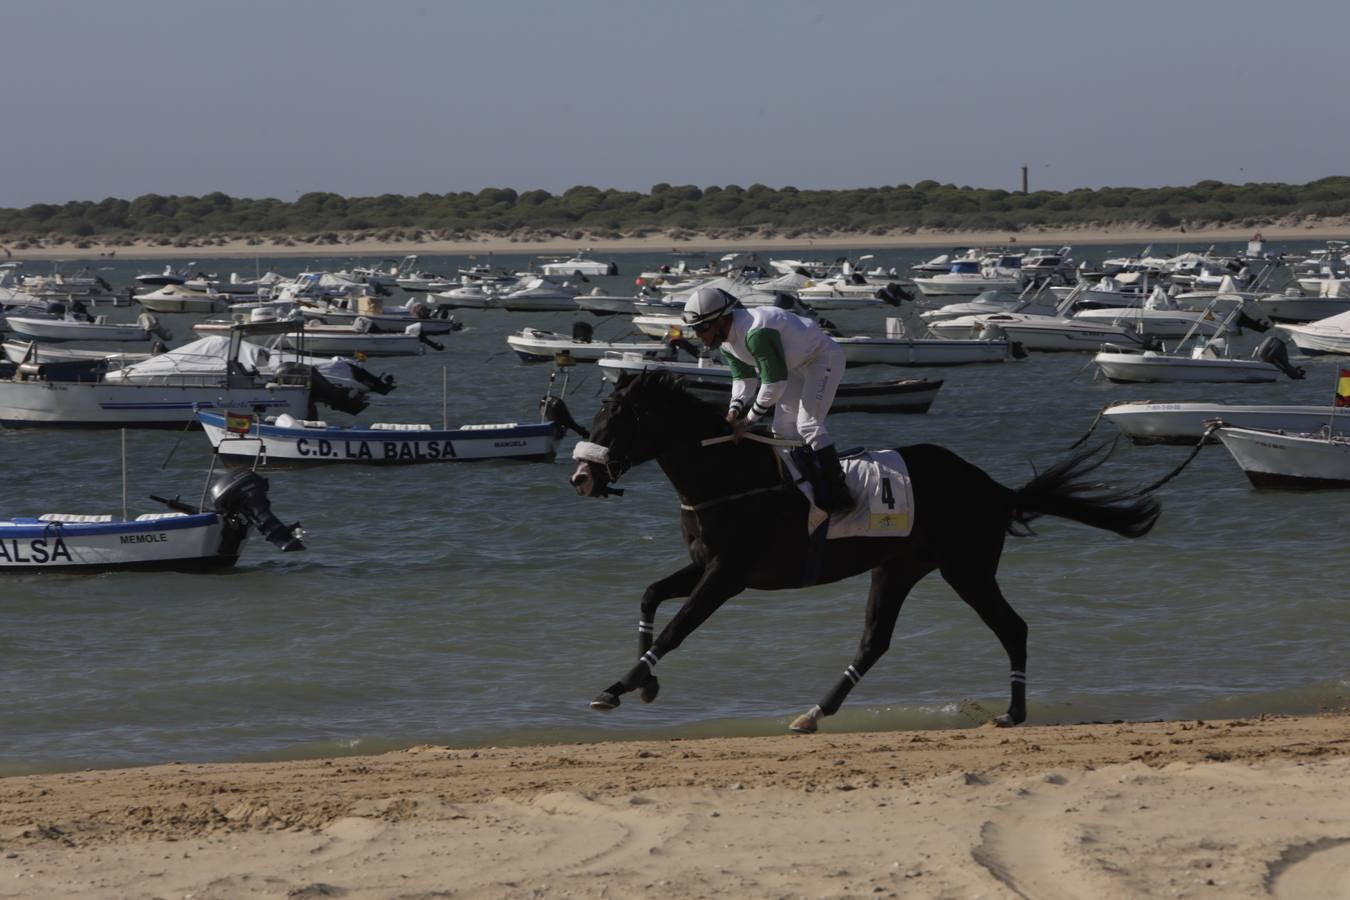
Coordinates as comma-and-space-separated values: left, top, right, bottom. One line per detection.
678, 482, 788, 513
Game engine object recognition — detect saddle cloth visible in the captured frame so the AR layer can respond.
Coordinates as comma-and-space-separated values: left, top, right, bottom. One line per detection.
779, 448, 914, 539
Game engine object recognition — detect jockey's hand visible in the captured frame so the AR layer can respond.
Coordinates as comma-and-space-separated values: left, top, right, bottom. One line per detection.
729, 417, 753, 443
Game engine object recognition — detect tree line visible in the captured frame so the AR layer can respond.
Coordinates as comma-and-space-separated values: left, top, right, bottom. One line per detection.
3, 178, 1348, 246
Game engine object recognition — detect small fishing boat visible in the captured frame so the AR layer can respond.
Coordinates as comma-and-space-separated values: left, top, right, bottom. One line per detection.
596, 353, 943, 414
539, 250, 618, 278
0, 468, 304, 572
506, 323, 676, 363
197, 410, 569, 465
133, 284, 231, 314
1213, 423, 1350, 488
6, 312, 173, 344
1092, 324, 1304, 384
1099, 400, 1345, 445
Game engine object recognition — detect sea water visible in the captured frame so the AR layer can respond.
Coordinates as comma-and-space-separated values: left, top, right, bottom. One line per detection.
2, 241, 1347, 775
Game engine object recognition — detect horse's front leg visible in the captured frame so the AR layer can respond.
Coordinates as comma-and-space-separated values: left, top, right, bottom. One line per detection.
633, 562, 704, 704
591, 558, 746, 711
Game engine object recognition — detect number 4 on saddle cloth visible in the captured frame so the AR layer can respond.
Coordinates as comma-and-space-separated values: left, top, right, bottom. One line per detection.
782, 447, 914, 539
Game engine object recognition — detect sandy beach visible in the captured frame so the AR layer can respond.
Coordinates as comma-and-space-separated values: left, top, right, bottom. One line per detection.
5, 221, 1350, 261
1, 713, 1347, 898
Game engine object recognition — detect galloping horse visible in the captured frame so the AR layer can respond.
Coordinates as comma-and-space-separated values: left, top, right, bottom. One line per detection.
568, 372, 1160, 732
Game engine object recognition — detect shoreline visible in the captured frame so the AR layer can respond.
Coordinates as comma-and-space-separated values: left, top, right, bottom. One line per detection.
4, 222, 1349, 262
2, 712, 1348, 897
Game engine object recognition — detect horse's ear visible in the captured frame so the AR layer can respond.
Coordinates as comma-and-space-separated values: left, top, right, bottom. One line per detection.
614, 371, 639, 390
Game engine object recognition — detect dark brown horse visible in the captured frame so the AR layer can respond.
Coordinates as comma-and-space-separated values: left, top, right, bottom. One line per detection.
568, 372, 1160, 732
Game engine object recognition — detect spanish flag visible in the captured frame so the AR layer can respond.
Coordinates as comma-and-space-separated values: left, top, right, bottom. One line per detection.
225, 411, 253, 434
1338, 369, 1350, 408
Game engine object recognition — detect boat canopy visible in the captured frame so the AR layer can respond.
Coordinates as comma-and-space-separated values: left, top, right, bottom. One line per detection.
950, 260, 981, 274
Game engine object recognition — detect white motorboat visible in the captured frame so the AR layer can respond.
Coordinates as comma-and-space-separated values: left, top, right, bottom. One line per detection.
1248, 285, 1350, 325
1072, 286, 1239, 340
0, 323, 313, 429
430, 279, 498, 309
1093, 346, 1285, 384
595, 353, 944, 413
0, 467, 303, 572
1047, 274, 1150, 309
2, 340, 152, 367
921, 286, 1063, 332
1100, 401, 1345, 445
572, 288, 652, 316
0, 319, 387, 428
6, 312, 173, 344
506, 325, 676, 363
795, 272, 889, 310
1213, 423, 1350, 488
198, 412, 564, 465
494, 276, 583, 312
933, 287, 1146, 351
298, 294, 460, 335
183, 272, 281, 296
133, 284, 231, 314
194, 314, 447, 358
835, 331, 1010, 367
631, 312, 692, 340
539, 250, 617, 278
913, 256, 1023, 297
134, 264, 189, 288
1277, 308, 1350, 356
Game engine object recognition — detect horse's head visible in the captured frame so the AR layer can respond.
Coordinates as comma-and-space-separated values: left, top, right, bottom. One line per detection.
569, 371, 715, 498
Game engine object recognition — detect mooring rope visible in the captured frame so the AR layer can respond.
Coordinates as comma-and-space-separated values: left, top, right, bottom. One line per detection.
1136, 421, 1223, 493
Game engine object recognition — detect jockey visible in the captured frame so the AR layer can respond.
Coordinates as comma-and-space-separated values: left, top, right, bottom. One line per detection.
682, 286, 854, 514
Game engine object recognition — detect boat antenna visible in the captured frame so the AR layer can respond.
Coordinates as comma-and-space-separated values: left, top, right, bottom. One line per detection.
442, 365, 448, 430
121, 428, 128, 522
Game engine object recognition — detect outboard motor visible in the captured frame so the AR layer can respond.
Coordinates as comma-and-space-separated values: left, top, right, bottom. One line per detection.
877, 282, 915, 306
606, 261, 619, 276
404, 321, 445, 351
209, 468, 305, 552
1235, 306, 1272, 333
137, 312, 174, 341
344, 362, 397, 395
571, 321, 594, 343
1253, 335, 1305, 380
309, 365, 371, 415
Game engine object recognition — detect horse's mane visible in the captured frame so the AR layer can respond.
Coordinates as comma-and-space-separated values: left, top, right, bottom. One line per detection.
622, 371, 727, 433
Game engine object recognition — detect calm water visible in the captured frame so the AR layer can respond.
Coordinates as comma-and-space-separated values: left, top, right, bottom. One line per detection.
2, 240, 1348, 776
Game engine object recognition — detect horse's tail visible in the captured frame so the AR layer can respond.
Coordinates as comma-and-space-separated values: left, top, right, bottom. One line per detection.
1008, 440, 1160, 538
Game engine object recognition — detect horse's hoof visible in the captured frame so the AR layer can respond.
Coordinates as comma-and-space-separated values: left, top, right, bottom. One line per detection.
993, 712, 1023, 728
788, 713, 819, 734
590, 692, 620, 711
639, 677, 660, 704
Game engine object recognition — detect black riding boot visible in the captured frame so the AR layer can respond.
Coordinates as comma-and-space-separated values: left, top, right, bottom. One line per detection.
813, 444, 855, 515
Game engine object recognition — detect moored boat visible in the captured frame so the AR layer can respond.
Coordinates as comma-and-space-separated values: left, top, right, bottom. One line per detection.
596, 353, 943, 413
1213, 423, 1350, 488
197, 412, 566, 465
0, 468, 304, 572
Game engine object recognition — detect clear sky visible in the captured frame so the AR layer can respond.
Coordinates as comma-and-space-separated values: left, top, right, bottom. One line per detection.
6, 0, 1348, 208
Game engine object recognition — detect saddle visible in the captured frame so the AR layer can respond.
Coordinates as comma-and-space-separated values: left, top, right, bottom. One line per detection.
780, 447, 914, 540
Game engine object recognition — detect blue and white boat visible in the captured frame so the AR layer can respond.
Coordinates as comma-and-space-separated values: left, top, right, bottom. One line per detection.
198, 411, 566, 465
0, 469, 304, 573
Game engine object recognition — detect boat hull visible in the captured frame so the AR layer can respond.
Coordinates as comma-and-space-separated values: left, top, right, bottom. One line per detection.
1215, 426, 1350, 488
0, 513, 243, 572
835, 336, 1008, 366
199, 412, 561, 464
0, 380, 310, 428
1093, 351, 1280, 384
506, 329, 671, 363
1102, 401, 1345, 445
5, 317, 151, 343
596, 356, 942, 413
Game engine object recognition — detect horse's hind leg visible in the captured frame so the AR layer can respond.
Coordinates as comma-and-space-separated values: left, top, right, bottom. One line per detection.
790, 559, 926, 734
941, 564, 1028, 726
590, 561, 712, 712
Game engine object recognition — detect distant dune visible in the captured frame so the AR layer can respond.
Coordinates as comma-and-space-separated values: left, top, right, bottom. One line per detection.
4, 218, 1349, 260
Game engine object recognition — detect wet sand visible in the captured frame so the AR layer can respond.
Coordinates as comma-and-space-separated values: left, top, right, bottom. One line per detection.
2, 712, 1348, 898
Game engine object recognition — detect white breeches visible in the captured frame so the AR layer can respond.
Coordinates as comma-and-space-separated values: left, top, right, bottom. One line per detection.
771, 340, 845, 450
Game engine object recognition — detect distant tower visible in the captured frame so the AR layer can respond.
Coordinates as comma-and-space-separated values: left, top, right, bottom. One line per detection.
1020, 165, 1029, 194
